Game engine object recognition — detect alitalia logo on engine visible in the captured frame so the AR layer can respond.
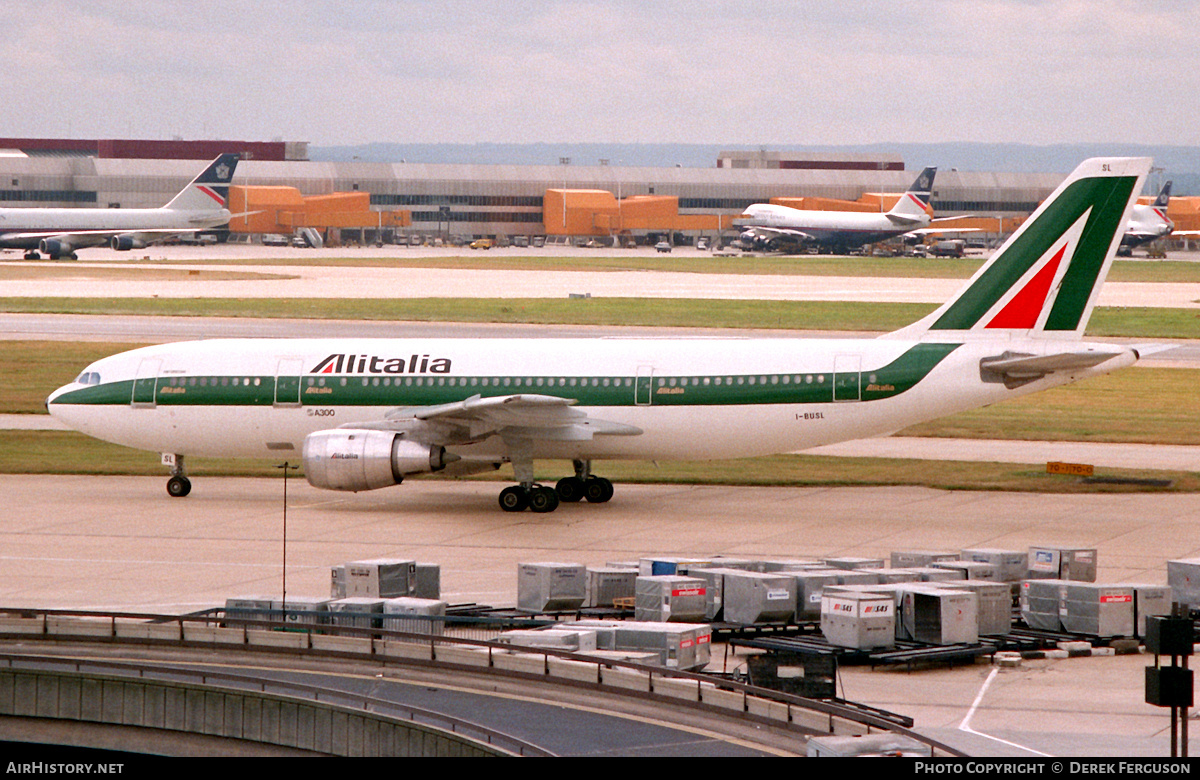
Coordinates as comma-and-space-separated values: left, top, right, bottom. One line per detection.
310, 353, 452, 375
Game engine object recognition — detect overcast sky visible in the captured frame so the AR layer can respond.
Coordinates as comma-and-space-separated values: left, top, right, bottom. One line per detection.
5, 1, 1198, 148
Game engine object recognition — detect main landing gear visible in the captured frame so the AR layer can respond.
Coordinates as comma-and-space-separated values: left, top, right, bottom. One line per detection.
497, 459, 613, 513
165, 453, 191, 498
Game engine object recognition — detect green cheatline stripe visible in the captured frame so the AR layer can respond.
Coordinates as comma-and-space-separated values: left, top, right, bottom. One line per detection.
931, 175, 1138, 331
54, 343, 961, 409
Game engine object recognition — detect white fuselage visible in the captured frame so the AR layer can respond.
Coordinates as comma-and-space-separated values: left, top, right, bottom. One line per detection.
0, 207, 232, 248
46, 335, 1134, 465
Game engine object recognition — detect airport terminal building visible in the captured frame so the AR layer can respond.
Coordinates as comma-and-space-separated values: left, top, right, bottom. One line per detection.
0, 137, 1067, 245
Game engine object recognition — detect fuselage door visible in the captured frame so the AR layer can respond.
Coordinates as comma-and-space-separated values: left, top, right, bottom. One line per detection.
635, 365, 654, 406
131, 358, 162, 408
274, 358, 304, 407
833, 354, 861, 402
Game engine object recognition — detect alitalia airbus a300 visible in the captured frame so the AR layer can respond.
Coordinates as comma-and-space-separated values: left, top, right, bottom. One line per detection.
48, 157, 1152, 513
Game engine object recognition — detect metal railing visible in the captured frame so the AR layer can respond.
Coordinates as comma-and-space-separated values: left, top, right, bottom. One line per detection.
0, 652, 551, 757
0, 606, 967, 757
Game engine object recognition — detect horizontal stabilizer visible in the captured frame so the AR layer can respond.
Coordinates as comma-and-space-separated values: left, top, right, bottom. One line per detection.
979, 348, 1131, 388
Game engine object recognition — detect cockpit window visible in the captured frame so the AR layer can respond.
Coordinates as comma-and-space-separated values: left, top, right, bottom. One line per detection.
75, 371, 101, 386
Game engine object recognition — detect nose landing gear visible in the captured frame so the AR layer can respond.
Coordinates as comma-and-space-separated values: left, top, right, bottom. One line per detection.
164, 453, 191, 497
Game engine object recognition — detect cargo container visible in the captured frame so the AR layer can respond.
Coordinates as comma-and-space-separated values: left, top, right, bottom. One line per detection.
573, 619, 711, 670
326, 597, 385, 631
1028, 547, 1097, 582
807, 734, 932, 757
634, 575, 707, 622
889, 551, 959, 569
1130, 585, 1173, 637
224, 596, 275, 622
586, 567, 638, 608
932, 560, 998, 581
498, 627, 598, 652
344, 558, 418, 598
792, 570, 844, 621
517, 562, 587, 613
754, 558, 822, 573
382, 597, 447, 636
1166, 559, 1200, 611
272, 596, 330, 627
721, 570, 797, 625
1020, 579, 1069, 631
413, 563, 441, 599
820, 592, 895, 650
835, 570, 885, 586
823, 556, 885, 571
929, 581, 1011, 636
875, 568, 921, 584
961, 548, 1028, 582
910, 567, 966, 583
1060, 583, 1134, 638
688, 567, 739, 621
901, 587, 979, 645
638, 557, 714, 576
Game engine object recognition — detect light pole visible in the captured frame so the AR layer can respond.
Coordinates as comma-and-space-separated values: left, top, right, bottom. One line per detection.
277, 462, 299, 611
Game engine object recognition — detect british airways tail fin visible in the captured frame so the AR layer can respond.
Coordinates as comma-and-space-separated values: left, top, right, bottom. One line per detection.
885, 166, 937, 224
888, 157, 1150, 341
164, 153, 240, 211
1154, 180, 1172, 208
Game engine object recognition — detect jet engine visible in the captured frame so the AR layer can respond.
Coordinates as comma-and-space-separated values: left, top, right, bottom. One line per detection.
111, 235, 147, 251
302, 429, 454, 492
38, 238, 74, 259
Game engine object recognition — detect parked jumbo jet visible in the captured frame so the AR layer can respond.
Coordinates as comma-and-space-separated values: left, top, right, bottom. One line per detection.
1118, 180, 1174, 255
0, 153, 239, 260
735, 166, 939, 253
48, 158, 1152, 513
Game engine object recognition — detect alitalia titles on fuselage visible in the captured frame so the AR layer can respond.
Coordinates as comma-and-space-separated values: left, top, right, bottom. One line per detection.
310, 353, 452, 375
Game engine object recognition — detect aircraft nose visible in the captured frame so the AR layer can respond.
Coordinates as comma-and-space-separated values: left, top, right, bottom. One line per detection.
45, 382, 73, 411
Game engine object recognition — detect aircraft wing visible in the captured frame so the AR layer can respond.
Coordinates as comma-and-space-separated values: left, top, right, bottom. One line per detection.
6, 227, 213, 246
1, 230, 112, 248
345, 393, 643, 443
979, 348, 1133, 387
740, 226, 814, 242
908, 227, 984, 236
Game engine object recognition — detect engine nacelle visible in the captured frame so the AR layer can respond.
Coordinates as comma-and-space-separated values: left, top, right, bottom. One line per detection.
39, 238, 73, 258
111, 235, 147, 251
302, 429, 452, 492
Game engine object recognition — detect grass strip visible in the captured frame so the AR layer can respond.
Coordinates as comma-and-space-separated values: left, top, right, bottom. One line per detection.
52, 253, 1200, 283
4, 431, 1194, 493
1, 297, 1197, 338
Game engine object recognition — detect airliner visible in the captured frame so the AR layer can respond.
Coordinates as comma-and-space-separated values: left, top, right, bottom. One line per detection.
0, 153, 239, 260
735, 166, 938, 253
1118, 180, 1174, 255
47, 157, 1152, 513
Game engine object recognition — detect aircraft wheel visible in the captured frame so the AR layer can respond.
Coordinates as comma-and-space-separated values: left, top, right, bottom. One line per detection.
584, 477, 613, 503
529, 486, 560, 513
166, 476, 192, 498
555, 476, 586, 503
498, 485, 529, 512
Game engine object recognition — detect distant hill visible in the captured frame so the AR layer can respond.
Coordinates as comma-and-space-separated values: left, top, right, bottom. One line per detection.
311, 142, 1200, 195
